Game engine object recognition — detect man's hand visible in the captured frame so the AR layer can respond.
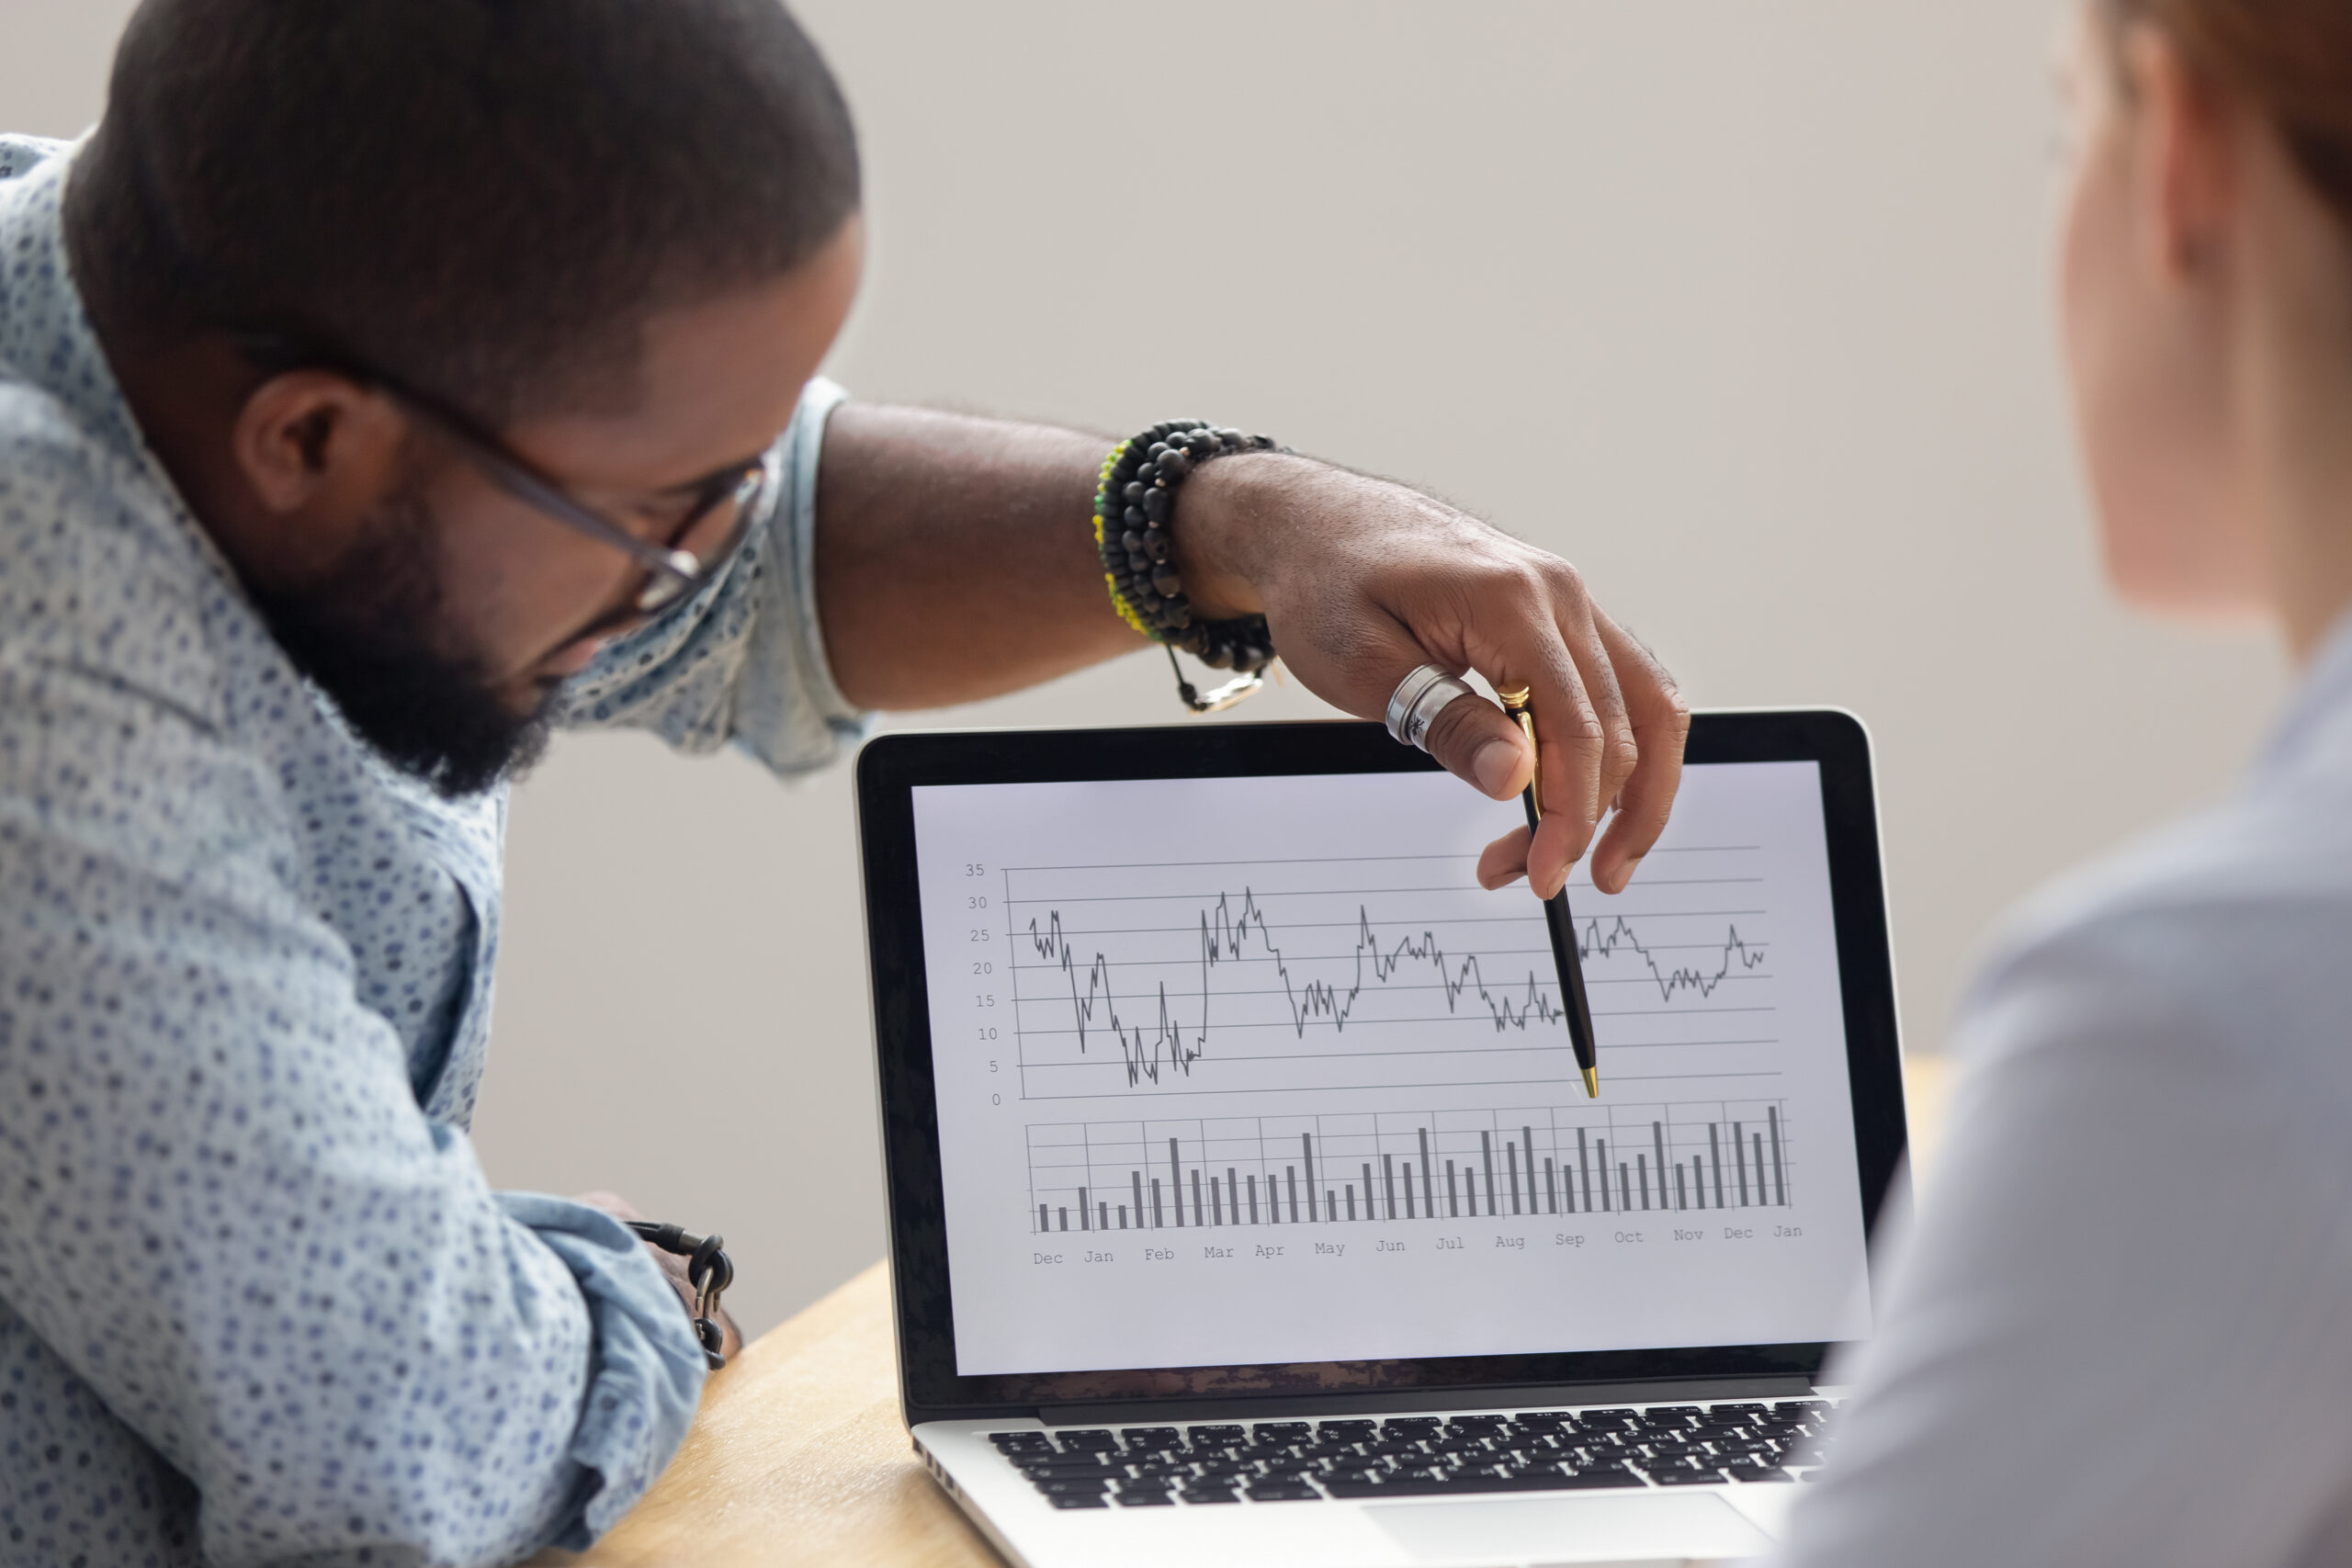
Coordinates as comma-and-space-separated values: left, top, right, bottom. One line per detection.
572, 1190, 744, 1365
1176, 453, 1689, 899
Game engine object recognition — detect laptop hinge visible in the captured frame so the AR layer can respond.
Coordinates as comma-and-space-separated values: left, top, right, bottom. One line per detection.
1036, 1375, 1815, 1427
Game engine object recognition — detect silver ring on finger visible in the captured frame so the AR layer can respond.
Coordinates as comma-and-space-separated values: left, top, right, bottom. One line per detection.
1385, 663, 1477, 751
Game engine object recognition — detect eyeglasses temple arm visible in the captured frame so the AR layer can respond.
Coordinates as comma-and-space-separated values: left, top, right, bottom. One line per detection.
480, 457, 700, 582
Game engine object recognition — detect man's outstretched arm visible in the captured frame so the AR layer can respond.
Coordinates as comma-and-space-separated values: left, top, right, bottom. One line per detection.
811, 401, 1689, 897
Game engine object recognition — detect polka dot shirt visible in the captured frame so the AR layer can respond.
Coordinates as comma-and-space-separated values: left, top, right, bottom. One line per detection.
0, 136, 865, 1566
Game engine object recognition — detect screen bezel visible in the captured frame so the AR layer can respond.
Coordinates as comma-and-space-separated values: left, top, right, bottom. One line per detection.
856, 712, 1907, 1425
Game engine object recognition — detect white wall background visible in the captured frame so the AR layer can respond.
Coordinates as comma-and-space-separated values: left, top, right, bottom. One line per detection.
1, 0, 2284, 1336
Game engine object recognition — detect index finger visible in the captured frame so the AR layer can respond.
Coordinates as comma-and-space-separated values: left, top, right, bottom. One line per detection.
1480, 608, 1606, 897
1587, 613, 1690, 894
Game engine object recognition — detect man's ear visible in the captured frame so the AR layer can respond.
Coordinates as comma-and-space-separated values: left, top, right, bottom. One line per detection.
230, 369, 411, 518
2123, 23, 2237, 284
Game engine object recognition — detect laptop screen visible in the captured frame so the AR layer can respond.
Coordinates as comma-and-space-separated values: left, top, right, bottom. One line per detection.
909, 760, 1874, 1380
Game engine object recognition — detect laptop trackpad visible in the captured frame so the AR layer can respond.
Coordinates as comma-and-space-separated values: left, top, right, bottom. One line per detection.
1369, 1493, 1772, 1564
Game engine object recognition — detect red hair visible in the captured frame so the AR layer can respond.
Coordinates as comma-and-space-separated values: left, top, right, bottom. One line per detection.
2103, 0, 2352, 220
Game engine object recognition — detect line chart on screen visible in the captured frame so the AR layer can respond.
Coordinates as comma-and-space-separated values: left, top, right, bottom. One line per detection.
1001, 844, 1781, 1102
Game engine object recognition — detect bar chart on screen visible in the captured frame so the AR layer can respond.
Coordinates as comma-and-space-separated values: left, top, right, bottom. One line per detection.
910, 762, 1873, 1375
1024, 1100, 1795, 1235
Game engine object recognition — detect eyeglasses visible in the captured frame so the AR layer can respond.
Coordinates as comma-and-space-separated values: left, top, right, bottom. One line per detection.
231, 333, 770, 620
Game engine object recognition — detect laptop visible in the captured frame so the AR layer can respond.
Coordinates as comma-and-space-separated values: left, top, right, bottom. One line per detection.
854, 710, 1907, 1567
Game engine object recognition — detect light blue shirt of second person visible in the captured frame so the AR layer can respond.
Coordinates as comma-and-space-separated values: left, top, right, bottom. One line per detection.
0, 134, 866, 1566
1779, 622, 2352, 1562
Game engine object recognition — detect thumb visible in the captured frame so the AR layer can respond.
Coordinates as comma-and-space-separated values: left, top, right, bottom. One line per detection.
1420, 684, 1532, 800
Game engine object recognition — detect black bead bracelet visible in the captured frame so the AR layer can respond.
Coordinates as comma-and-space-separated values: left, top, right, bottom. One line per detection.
1091, 420, 1283, 711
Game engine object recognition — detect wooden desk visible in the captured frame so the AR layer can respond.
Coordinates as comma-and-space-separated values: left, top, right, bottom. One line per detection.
537, 1059, 1956, 1568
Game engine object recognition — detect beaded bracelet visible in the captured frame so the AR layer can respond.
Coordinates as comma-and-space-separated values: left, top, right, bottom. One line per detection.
1093, 420, 1283, 712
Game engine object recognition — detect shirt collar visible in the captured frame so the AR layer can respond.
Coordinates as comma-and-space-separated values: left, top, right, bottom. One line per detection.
0, 140, 152, 465
2255, 604, 2352, 784
0, 138, 254, 599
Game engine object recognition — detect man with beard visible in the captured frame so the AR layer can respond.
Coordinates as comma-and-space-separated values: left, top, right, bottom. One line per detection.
0, 2, 1688, 1564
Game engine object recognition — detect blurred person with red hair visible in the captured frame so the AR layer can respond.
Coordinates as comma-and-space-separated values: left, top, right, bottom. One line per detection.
1781, 4, 2352, 1563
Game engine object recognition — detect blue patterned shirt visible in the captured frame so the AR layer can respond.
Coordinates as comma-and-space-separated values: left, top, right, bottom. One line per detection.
0, 136, 865, 1566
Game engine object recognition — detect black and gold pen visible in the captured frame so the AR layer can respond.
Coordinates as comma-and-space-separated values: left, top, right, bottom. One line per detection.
1497, 686, 1600, 1098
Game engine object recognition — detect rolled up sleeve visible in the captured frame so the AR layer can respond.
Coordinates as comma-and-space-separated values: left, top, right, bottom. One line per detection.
494, 1195, 706, 1548
559, 376, 872, 776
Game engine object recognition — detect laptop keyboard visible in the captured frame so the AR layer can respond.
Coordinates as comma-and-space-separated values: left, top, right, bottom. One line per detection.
985, 1399, 1837, 1508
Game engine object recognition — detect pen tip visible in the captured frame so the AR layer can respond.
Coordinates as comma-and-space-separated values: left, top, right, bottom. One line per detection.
1582, 1066, 1600, 1100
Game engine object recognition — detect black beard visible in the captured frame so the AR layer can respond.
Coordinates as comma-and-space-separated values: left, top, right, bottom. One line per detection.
248, 479, 554, 800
